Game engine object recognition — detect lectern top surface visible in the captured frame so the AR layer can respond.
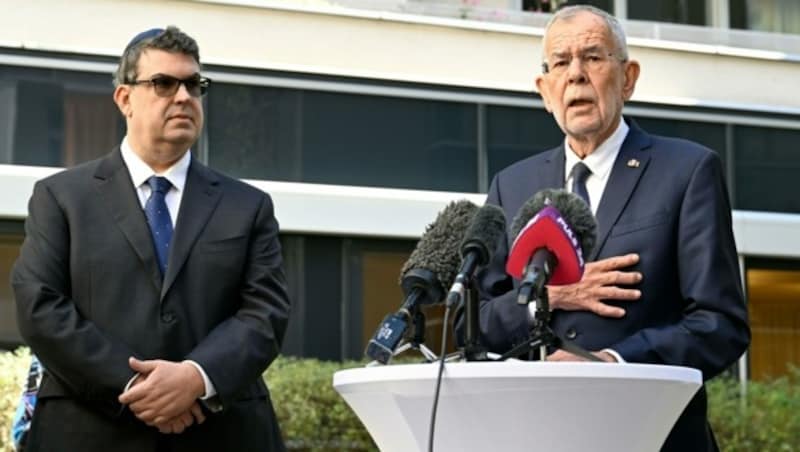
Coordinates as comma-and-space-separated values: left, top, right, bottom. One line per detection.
333, 361, 702, 389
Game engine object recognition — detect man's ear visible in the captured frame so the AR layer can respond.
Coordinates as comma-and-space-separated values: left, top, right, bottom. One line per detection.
535, 75, 552, 112
621, 59, 640, 101
113, 85, 132, 118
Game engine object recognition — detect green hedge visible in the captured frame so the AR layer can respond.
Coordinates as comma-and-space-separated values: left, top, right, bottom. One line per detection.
0, 348, 32, 452
707, 366, 800, 452
264, 357, 376, 451
0, 349, 375, 452
1, 348, 798, 452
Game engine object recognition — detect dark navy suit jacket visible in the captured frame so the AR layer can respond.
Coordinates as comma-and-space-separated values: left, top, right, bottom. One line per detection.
475, 121, 750, 451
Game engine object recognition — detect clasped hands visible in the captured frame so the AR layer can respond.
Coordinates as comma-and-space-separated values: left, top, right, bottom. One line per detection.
118, 358, 207, 434
545, 253, 642, 362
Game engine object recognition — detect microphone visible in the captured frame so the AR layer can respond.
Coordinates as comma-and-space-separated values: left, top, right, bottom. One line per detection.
506, 189, 597, 305
365, 200, 479, 364
445, 204, 506, 308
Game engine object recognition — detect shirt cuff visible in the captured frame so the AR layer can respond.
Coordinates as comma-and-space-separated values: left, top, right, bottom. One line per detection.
123, 373, 140, 393
602, 348, 626, 363
184, 360, 217, 400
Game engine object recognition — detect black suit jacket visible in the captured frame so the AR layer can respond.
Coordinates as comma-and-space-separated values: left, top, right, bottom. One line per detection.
474, 122, 750, 451
12, 148, 291, 452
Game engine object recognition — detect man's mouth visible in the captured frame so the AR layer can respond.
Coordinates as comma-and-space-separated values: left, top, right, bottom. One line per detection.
568, 98, 594, 108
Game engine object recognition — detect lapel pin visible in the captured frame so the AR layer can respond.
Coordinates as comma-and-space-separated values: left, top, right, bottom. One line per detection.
627, 159, 640, 168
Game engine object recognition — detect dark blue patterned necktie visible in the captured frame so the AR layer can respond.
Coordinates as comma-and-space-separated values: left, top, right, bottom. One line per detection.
144, 176, 173, 278
570, 162, 592, 209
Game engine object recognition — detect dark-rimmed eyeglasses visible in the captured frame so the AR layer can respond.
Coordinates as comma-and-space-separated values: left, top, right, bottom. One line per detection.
127, 75, 211, 97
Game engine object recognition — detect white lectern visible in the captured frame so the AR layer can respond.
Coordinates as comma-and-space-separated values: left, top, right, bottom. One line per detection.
333, 361, 701, 452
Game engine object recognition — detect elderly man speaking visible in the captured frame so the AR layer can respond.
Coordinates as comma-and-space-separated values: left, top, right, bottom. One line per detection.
472, 6, 750, 451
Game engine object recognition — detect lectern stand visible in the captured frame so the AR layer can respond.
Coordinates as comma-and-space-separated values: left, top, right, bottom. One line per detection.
333, 361, 701, 452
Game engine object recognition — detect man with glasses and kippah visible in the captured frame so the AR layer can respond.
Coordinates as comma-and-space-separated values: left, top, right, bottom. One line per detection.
472, 5, 749, 451
12, 26, 290, 451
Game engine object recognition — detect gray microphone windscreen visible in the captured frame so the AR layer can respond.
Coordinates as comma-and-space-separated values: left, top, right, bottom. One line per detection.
509, 189, 597, 259
401, 199, 479, 291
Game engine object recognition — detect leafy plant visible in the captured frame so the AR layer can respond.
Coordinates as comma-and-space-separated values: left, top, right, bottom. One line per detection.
708, 366, 800, 452
0, 347, 31, 452
264, 357, 377, 451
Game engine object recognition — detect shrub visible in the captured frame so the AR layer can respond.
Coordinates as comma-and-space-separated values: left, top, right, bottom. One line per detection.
708, 366, 800, 452
0, 347, 31, 452
265, 357, 376, 451
2, 348, 798, 452
0, 349, 375, 452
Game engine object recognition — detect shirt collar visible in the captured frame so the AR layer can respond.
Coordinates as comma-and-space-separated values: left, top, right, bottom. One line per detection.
120, 136, 191, 192
564, 118, 629, 182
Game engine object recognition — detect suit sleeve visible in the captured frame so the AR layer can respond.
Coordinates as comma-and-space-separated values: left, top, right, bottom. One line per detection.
185, 192, 290, 409
12, 181, 137, 415
611, 152, 750, 379
458, 173, 531, 353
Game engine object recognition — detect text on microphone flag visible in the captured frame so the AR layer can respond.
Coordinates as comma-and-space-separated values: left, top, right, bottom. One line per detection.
505, 205, 586, 285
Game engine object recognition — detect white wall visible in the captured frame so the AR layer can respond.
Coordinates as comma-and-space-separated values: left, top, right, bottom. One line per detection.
1, 164, 798, 260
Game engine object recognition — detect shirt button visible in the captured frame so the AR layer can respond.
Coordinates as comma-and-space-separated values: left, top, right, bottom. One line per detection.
565, 328, 578, 340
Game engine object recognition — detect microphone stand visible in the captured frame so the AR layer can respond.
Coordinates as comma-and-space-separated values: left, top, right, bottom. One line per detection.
391, 309, 439, 362
499, 274, 600, 362
461, 281, 489, 361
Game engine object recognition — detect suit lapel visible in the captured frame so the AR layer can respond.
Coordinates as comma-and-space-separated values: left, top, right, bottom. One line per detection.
503, 147, 563, 244
94, 149, 163, 293
590, 122, 652, 260
539, 146, 566, 192
161, 159, 221, 299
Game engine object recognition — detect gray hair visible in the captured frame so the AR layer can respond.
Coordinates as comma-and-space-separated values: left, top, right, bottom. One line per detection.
542, 5, 629, 62
113, 26, 201, 87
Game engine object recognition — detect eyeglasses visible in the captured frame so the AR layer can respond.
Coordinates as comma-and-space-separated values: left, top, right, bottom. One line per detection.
542, 50, 624, 77
127, 75, 211, 97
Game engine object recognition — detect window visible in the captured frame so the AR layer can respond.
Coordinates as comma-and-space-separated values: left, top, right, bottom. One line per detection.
207, 84, 478, 192
486, 106, 564, 184
627, 0, 706, 26
346, 238, 455, 362
0, 227, 24, 348
630, 116, 728, 167
0, 65, 124, 168
746, 258, 800, 380
730, 0, 800, 34
523, 0, 614, 14
733, 125, 800, 214
279, 234, 421, 362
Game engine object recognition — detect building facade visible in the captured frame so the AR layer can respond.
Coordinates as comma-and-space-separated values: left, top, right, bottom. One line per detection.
0, 0, 798, 382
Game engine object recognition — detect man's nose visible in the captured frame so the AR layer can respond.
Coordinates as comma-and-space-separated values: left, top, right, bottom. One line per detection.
173, 82, 192, 101
567, 57, 588, 84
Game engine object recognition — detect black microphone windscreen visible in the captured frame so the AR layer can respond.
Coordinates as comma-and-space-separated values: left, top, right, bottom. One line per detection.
401, 199, 479, 292
509, 189, 597, 259
460, 204, 506, 266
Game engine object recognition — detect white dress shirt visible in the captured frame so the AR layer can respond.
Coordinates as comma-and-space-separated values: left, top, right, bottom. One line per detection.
563, 119, 629, 215
533, 120, 630, 363
120, 137, 218, 398
120, 137, 189, 228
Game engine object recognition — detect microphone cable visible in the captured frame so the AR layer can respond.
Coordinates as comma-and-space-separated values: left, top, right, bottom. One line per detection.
427, 303, 452, 452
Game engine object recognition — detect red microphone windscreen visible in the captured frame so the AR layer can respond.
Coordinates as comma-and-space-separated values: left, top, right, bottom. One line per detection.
505, 206, 585, 285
